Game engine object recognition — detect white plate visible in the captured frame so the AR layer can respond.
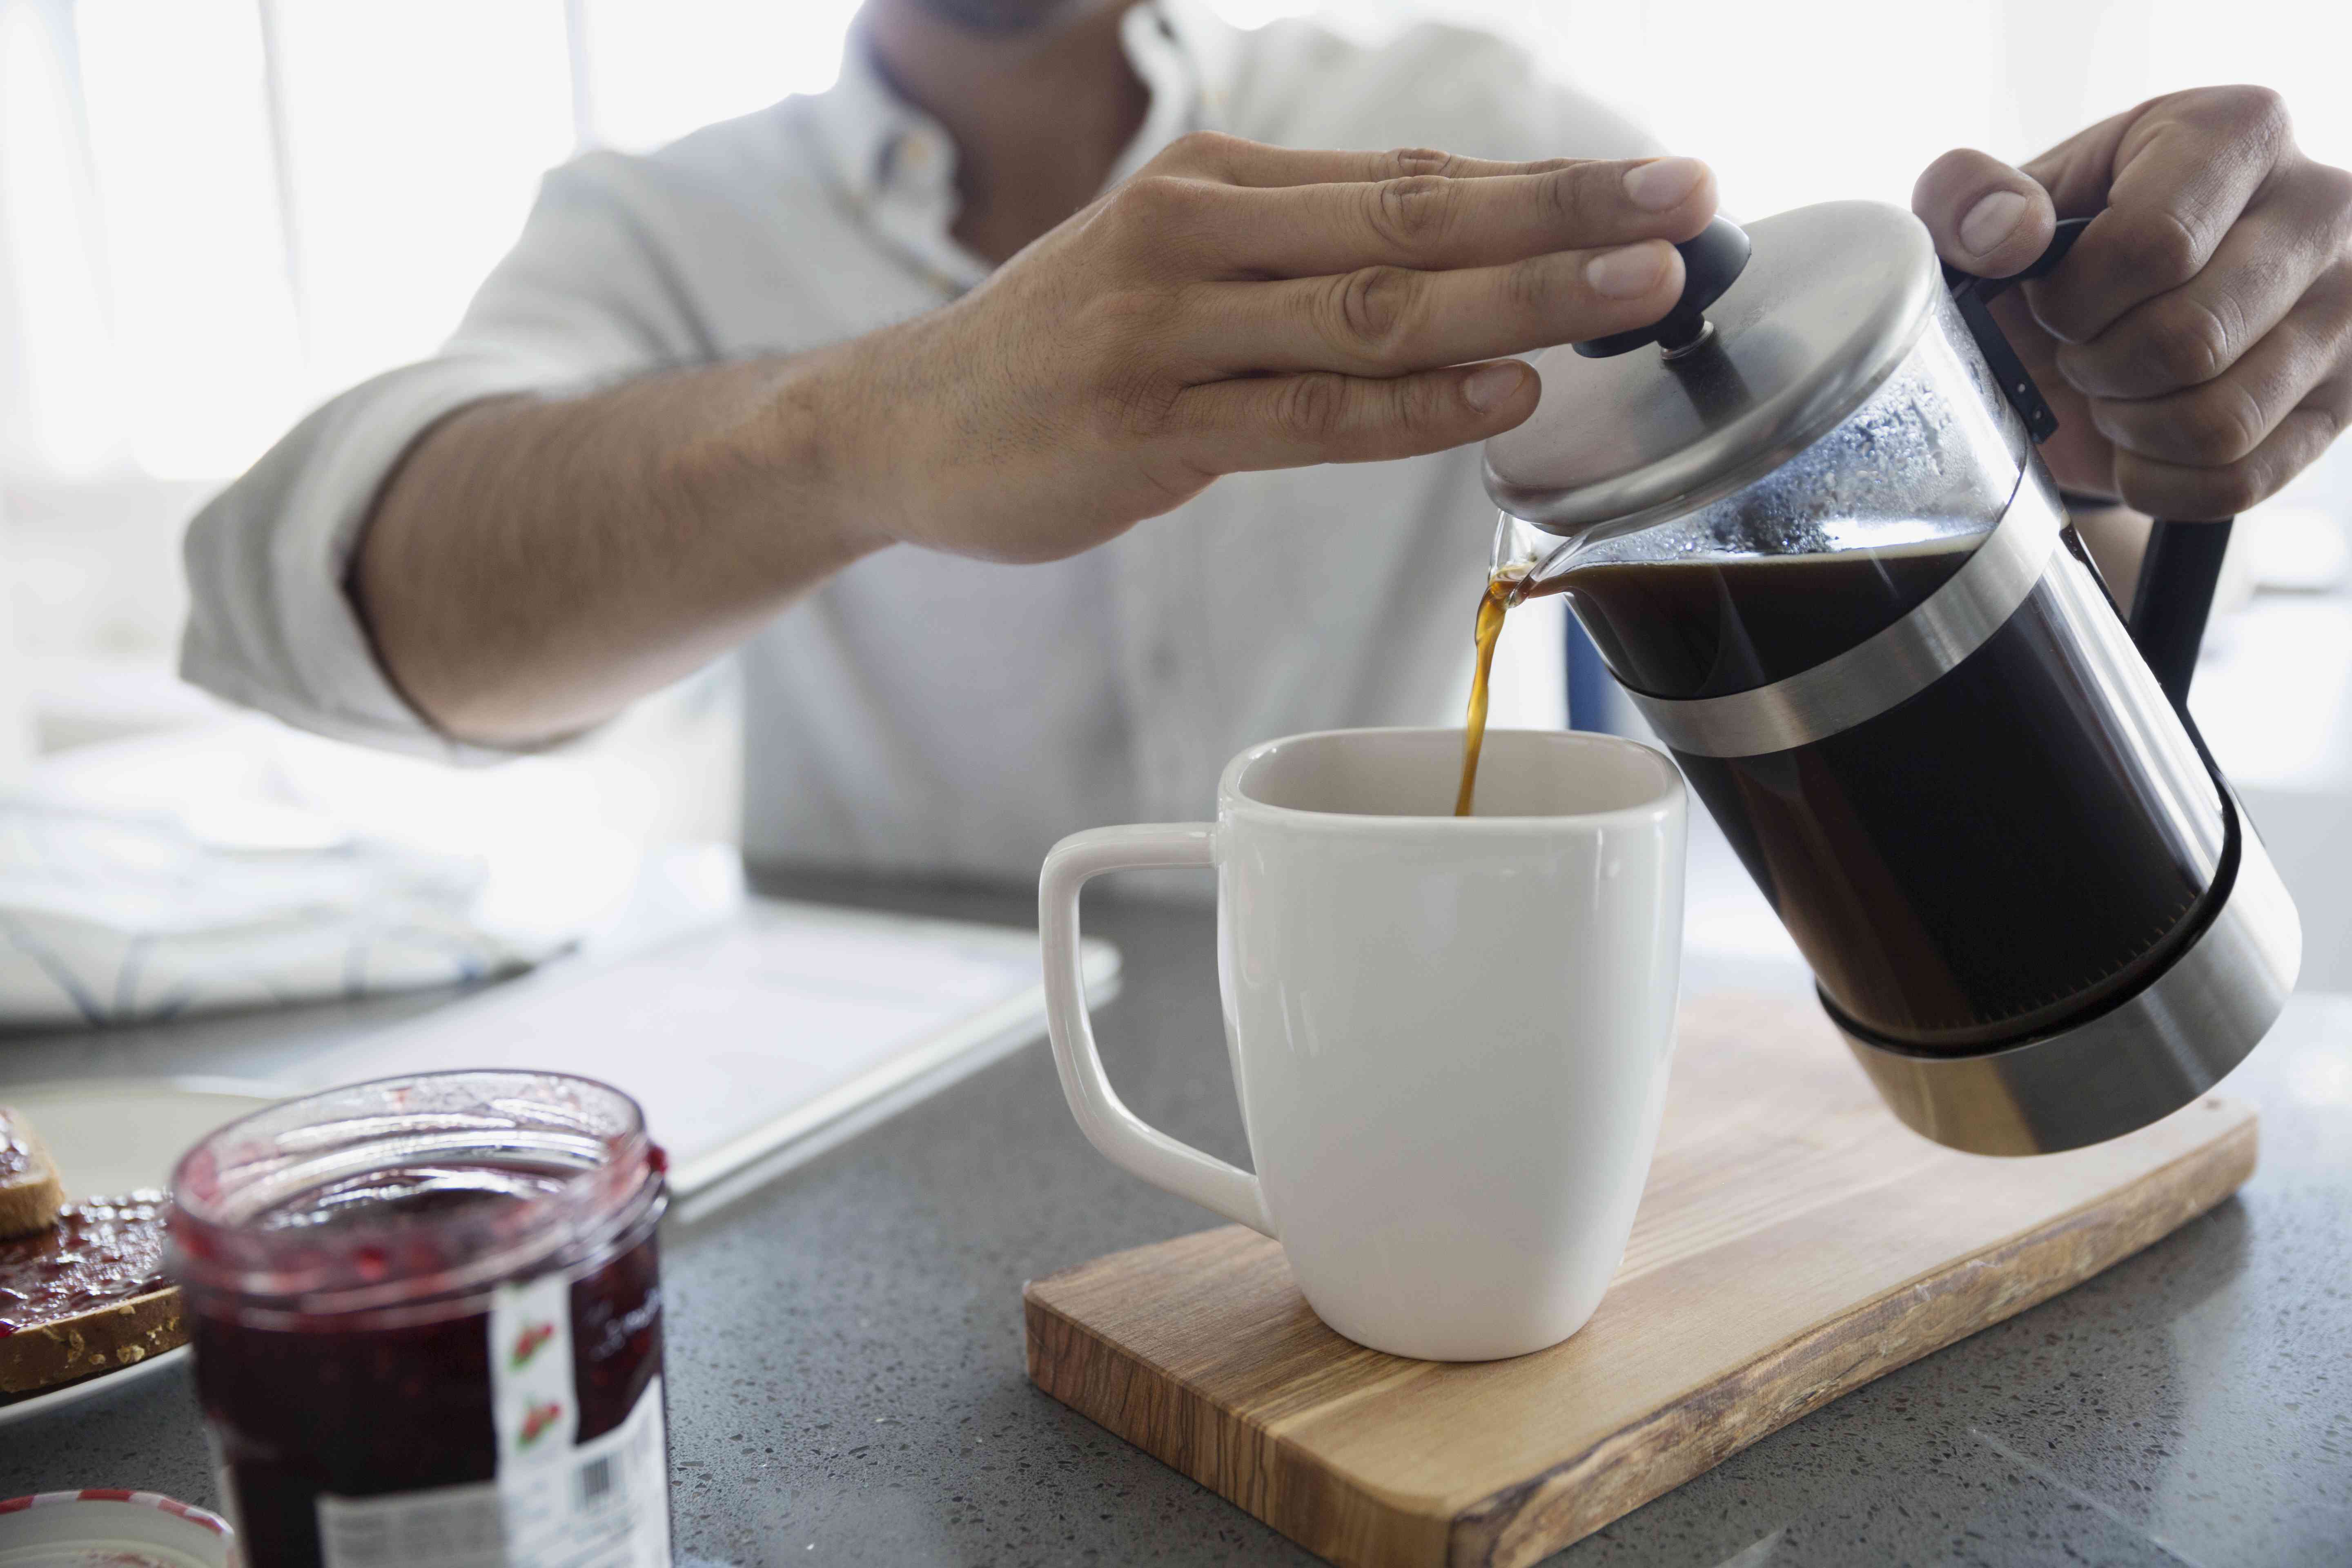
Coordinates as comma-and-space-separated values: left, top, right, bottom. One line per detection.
0, 1346, 189, 1431
0, 1079, 281, 1428
0, 1078, 284, 1197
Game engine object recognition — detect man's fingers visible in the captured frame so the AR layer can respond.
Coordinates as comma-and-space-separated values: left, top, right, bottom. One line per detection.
1180, 243, 1684, 377
1193, 157, 1714, 278
2111, 382, 2352, 519
1149, 130, 1578, 189
2054, 163, 2352, 399
2086, 260, 2352, 466
1913, 148, 2057, 278
1169, 360, 1539, 472
2025, 86, 2297, 343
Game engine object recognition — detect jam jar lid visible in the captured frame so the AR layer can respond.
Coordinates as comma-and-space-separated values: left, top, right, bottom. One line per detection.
1482, 200, 1942, 538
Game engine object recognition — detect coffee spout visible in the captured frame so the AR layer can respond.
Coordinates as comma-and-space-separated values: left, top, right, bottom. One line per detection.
1488, 511, 1576, 601
1490, 511, 1541, 580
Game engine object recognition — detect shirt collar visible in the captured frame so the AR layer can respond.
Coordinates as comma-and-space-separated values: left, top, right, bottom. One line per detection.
797, 0, 1236, 218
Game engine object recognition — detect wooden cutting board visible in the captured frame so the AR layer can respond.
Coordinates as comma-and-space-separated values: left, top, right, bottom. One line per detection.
1025, 993, 2256, 1568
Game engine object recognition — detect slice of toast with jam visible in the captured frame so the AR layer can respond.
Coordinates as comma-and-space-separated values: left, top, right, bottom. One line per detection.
0, 1106, 65, 1238
0, 1108, 185, 1397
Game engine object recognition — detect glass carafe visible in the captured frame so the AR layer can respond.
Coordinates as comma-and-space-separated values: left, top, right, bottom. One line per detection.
1482, 202, 2298, 1153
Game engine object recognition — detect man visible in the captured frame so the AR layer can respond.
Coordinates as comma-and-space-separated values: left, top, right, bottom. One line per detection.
184, 0, 2352, 882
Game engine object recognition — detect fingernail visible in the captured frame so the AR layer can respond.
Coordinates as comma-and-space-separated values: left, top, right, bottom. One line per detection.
1624, 157, 1707, 212
1587, 242, 1669, 299
1960, 189, 2029, 256
1463, 361, 1530, 412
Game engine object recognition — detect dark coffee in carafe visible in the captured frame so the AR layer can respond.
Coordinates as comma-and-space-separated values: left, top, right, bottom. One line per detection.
1547, 542, 1971, 700
1524, 528, 2222, 1051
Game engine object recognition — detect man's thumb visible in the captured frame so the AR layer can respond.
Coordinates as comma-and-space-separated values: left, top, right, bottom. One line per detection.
1912, 149, 2057, 278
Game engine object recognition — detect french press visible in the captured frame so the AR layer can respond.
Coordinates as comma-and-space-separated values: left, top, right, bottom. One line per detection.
1483, 200, 2302, 1156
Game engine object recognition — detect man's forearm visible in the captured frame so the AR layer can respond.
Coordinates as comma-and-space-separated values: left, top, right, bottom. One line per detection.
352, 343, 887, 747
349, 138, 1732, 749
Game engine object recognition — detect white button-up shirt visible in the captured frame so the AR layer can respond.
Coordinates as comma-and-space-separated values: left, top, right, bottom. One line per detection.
182, 1, 1655, 880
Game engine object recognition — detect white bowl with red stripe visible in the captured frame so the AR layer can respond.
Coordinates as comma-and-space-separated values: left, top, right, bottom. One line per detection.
0, 1490, 237, 1567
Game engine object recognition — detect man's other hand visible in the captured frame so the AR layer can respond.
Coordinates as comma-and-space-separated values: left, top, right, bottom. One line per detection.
1913, 86, 2352, 520
826, 133, 1716, 563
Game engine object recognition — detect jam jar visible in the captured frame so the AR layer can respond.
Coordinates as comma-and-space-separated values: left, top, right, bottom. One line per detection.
168, 1071, 670, 1568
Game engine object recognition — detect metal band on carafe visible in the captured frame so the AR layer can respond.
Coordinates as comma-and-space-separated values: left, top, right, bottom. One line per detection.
1834, 777, 2301, 1155
1622, 462, 2065, 759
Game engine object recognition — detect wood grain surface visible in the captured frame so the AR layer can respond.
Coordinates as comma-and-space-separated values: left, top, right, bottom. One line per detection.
1025, 993, 2257, 1568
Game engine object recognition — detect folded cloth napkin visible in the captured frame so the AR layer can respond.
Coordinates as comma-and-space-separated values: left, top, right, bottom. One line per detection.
0, 798, 570, 1028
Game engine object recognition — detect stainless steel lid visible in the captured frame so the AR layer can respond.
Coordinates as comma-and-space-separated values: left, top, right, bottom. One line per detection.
1483, 200, 1943, 537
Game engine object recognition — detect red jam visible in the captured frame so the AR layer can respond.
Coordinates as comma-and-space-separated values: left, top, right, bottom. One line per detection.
0, 1192, 169, 1337
169, 1073, 667, 1568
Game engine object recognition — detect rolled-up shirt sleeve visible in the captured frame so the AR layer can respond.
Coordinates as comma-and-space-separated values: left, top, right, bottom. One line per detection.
179, 153, 706, 762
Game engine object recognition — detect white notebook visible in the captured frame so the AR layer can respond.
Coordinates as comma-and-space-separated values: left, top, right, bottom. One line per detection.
289, 897, 1119, 1221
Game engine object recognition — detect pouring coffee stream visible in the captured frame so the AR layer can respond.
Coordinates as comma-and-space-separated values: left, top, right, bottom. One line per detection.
1452, 573, 1516, 815
1461, 202, 2299, 1155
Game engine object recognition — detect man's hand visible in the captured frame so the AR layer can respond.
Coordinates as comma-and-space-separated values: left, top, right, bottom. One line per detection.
359, 133, 1714, 745
828, 132, 1718, 562
1912, 86, 2352, 519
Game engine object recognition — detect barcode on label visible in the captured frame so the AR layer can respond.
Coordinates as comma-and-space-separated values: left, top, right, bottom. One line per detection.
576, 1454, 616, 1507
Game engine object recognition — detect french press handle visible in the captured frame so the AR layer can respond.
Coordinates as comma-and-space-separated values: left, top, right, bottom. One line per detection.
1945, 217, 2231, 711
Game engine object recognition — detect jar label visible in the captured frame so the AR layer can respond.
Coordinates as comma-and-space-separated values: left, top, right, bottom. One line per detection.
502, 1371, 669, 1566
314, 1363, 670, 1568
492, 1272, 580, 1464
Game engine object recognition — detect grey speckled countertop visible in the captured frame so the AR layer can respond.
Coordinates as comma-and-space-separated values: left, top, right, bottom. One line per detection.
3, 871, 2347, 1567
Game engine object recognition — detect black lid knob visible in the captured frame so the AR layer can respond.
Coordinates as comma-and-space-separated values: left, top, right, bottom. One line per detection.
1574, 217, 1753, 359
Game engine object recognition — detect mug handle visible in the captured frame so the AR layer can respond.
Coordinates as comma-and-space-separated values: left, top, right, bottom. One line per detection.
1039, 824, 1276, 1238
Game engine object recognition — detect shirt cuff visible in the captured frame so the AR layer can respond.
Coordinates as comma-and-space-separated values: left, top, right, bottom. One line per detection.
182, 355, 574, 766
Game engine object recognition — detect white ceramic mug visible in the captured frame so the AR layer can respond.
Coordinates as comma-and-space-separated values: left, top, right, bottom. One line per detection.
1039, 726, 1686, 1361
